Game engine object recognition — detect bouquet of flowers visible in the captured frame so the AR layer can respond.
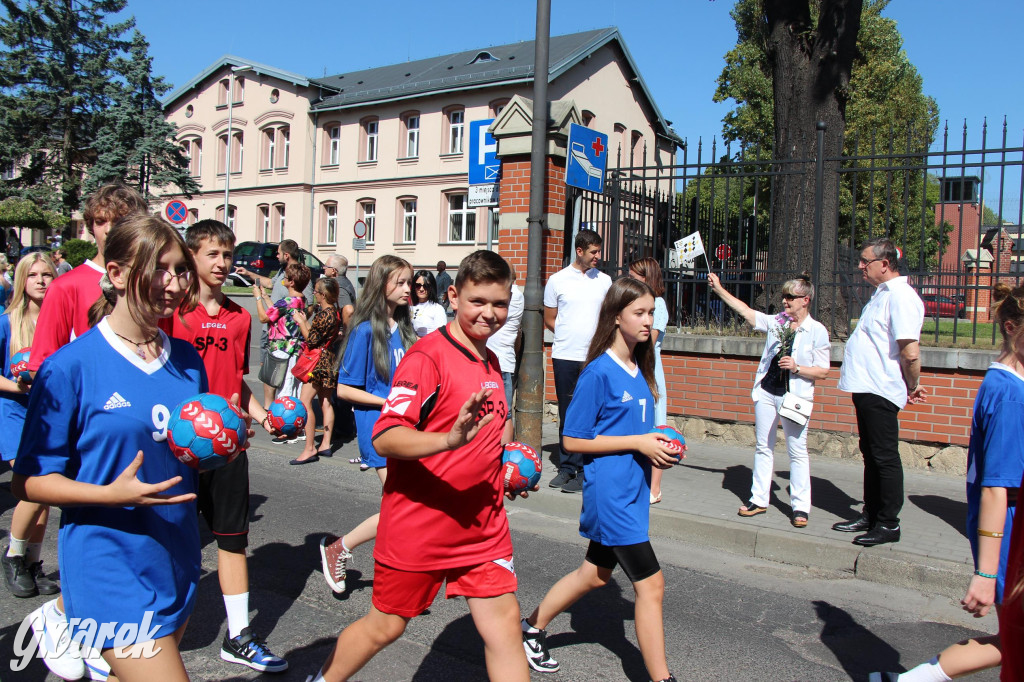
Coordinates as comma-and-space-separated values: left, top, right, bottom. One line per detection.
773, 312, 796, 356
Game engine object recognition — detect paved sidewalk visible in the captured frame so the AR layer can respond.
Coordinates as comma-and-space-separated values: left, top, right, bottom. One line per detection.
528, 420, 974, 599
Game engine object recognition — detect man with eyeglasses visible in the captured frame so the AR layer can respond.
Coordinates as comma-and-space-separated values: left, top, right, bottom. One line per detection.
324, 254, 355, 326
834, 237, 925, 547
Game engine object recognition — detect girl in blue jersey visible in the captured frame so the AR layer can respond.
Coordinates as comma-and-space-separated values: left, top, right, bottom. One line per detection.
320, 254, 418, 594
521, 277, 681, 682
2, 254, 58, 599
13, 215, 207, 682
877, 283, 1024, 682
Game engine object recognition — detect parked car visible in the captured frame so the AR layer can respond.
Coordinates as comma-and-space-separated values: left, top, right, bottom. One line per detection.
920, 294, 966, 318
228, 241, 324, 286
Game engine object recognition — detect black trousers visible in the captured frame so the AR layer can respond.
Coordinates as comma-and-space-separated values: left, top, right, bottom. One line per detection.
852, 392, 903, 528
552, 358, 585, 475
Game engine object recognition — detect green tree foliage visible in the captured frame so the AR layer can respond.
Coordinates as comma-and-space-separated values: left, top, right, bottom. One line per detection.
0, 0, 134, 216
0, 197, 68, 231
61, 237, 97, 266
711, 0, 944, 273
84, 30, 199, 200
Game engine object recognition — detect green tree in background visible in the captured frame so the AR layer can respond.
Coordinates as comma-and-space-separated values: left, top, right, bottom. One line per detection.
0, 0, 133, 217
84, 30, 199, 200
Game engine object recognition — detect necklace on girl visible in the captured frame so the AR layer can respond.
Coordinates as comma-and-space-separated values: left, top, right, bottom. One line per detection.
112, 330, 159, 360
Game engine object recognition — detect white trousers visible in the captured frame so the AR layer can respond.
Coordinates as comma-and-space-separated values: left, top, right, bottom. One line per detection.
750, 387, 811, 513
274, 350, 302, 401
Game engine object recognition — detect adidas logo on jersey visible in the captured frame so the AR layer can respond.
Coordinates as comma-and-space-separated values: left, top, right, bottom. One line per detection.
103, 392, 131, 410
621, 391, 633, 403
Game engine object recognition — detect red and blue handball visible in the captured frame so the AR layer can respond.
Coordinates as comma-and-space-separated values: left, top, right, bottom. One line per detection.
167, 393, 248, 470
650, 424, 685, 458
501, 442, 542, 495
9, 347, 30, 381
268, 396, 307, 436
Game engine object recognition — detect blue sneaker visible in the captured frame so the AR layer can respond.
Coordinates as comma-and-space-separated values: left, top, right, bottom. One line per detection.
220, 627, 288, 672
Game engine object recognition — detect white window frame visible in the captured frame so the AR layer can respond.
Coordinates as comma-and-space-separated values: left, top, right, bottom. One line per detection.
280, 128, 290, 169
363, 201, 376, 245
260, 206, 270, 242
402, 200, 417, 243
226, 206, 236, 231
489, 206, 500, 245
325, 203, 337, 244
328, 125, 340, 165
265, 129, 276, 171
274, 204, 286, 241
405, 115, 419, 158
447, 193, 476, 243
448, 110, 464, 154
365, 120, 378, 162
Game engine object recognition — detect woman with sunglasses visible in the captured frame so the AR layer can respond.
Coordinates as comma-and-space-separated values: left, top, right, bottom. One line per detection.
708, 273, 831, 528
410, 269, 448, 338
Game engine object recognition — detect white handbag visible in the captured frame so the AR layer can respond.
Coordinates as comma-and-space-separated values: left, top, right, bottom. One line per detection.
779, 391, 812, 426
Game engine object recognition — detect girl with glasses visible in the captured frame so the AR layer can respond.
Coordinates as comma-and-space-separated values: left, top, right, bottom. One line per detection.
411, 269, 448, 338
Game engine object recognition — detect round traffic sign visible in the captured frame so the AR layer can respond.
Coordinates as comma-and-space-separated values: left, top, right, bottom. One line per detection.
715, 244, 733, 261
353, 220, 367, 239
165, 200, 188, 224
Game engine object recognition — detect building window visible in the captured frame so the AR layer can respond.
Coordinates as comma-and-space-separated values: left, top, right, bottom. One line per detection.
217, 205, 236, 231
447, 193, 476, 243
218, 131, 242, 175
323, 203, 338, 244
185, 104, 194, 118
361, 201, 376, 244
259, 205, 270, 241
402, 199, 417, 243
489, 99, 509, 118
326, 125, 340, 165
232, 77, 244, 104
631, 130, 643, 166
273, 203, 285, 241
447, 108, 464, 154
218, 78, 229, 106
182, 138, 202, 177
362, 118, 378, 162
613, 123, 627, 158
269, 88, 280, 103
263, 129, 275, 171
403, 113, 419, 158
582, 110, 595, 127
281, 128, 290, 168
489, 207, 500, 245
187, 208, 199, 226
261, 125, 290, 170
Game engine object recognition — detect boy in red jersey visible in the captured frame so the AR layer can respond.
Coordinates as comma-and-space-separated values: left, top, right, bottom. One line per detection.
28, 184, 149, 376
307, 250, 530, 682
163, 219, 288, 673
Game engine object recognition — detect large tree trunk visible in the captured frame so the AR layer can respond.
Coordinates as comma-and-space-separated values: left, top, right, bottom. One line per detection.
764, 0, 861, 336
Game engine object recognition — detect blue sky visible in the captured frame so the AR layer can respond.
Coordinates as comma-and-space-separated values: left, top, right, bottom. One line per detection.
125, 0, 1023, 211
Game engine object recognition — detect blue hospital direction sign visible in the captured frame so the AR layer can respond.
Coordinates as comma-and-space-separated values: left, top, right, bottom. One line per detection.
565, 123, 608, 193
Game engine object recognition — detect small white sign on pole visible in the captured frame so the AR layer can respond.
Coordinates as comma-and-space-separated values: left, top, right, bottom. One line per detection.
468, 184, 499, 207
352, 238, 366, 251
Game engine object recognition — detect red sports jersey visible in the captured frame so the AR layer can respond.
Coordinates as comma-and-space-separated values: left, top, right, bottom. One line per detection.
28, 261, 105, 372
372, 326, 511, 571
163, 298, 251, 399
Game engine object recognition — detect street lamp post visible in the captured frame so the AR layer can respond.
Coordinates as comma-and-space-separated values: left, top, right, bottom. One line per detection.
224, 65, 252, 232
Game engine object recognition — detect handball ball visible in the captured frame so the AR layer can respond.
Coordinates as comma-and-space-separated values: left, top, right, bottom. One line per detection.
167, 393, 248, 470
650, 425, 685, 456
268, 396, 307, 436
501, 442, 542, 495
9, 348, 30, 381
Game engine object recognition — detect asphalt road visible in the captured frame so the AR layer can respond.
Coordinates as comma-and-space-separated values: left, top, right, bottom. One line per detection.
0, 442, 999, 682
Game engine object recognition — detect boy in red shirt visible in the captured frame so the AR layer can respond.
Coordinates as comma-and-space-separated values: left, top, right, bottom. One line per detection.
307, 250, 530, 682
164, 219, 287, 672
28, 184, 149, 375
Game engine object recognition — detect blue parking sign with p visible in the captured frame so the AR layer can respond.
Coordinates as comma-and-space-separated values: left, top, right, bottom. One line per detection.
469, 119, 499, 185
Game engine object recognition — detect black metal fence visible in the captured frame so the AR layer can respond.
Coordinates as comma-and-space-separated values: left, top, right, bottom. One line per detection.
566, 119, 1024, 346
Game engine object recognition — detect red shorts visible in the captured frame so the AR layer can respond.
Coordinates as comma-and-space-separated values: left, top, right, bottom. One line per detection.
371, 555, 518, 618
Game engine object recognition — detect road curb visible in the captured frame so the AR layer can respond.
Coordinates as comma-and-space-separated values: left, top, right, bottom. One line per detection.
520, 487, 968, 600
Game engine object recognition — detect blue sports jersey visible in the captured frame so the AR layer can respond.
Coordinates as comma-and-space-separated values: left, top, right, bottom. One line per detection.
0, 313, 29, 460
14, 319, 207, 648
965, 362, 1024, 602
563, 350, 655, 546
337, 320, 407, 468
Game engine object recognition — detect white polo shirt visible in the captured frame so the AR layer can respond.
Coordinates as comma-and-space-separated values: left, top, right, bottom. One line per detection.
487, 284, 525, 373
544, 264, 612, 361
838, 276, 924, 408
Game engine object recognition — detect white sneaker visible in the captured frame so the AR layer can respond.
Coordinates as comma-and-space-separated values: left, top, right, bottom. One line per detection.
27, 598, 86, 680
83, 647, 110, 680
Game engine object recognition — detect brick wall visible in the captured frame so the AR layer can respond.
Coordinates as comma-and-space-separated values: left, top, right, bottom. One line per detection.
541, 341, 987, 447
497, 156, 569, 286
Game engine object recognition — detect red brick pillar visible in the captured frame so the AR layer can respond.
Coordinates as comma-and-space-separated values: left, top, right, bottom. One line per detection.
496, 157, 568, 285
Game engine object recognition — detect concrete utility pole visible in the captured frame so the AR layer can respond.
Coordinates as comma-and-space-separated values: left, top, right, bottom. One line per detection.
514, 0, 550, 449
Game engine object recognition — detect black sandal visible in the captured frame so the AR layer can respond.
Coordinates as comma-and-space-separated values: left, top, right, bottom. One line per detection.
738, 500, 767, 517
791, 511, 809, 528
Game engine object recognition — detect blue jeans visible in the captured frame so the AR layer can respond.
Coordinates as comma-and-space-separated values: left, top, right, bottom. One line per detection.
552, 358, 585, 475
501, 371, 515, 413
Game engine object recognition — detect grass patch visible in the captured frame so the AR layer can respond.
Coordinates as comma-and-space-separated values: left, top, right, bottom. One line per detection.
224, 286, 253, 296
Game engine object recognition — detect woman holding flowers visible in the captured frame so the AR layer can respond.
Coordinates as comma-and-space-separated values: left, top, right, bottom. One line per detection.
708, 273, 831, 528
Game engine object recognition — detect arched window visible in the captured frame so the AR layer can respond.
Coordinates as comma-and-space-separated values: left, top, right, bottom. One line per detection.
361, 117, 379, 162
321, 202, 338, 244
401, 112, 420, 159
444, 106, 465, 155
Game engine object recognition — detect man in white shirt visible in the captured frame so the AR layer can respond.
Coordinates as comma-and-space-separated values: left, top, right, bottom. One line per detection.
543, 229, 612, 493
834, 237, 926, 547
487, 271, 525, 409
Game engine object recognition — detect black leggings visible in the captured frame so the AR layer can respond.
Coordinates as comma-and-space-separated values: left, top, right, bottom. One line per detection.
585, 540, 661, 582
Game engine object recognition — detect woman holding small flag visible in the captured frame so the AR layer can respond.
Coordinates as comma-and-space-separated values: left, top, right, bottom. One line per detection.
708, 272, 830, 528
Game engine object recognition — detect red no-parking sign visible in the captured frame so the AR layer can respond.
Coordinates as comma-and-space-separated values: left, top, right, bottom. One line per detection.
715, 244, 733, 261
165, 201, 188, 224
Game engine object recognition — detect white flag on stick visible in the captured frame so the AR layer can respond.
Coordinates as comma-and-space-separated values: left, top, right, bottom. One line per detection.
674, 231, 705, 263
